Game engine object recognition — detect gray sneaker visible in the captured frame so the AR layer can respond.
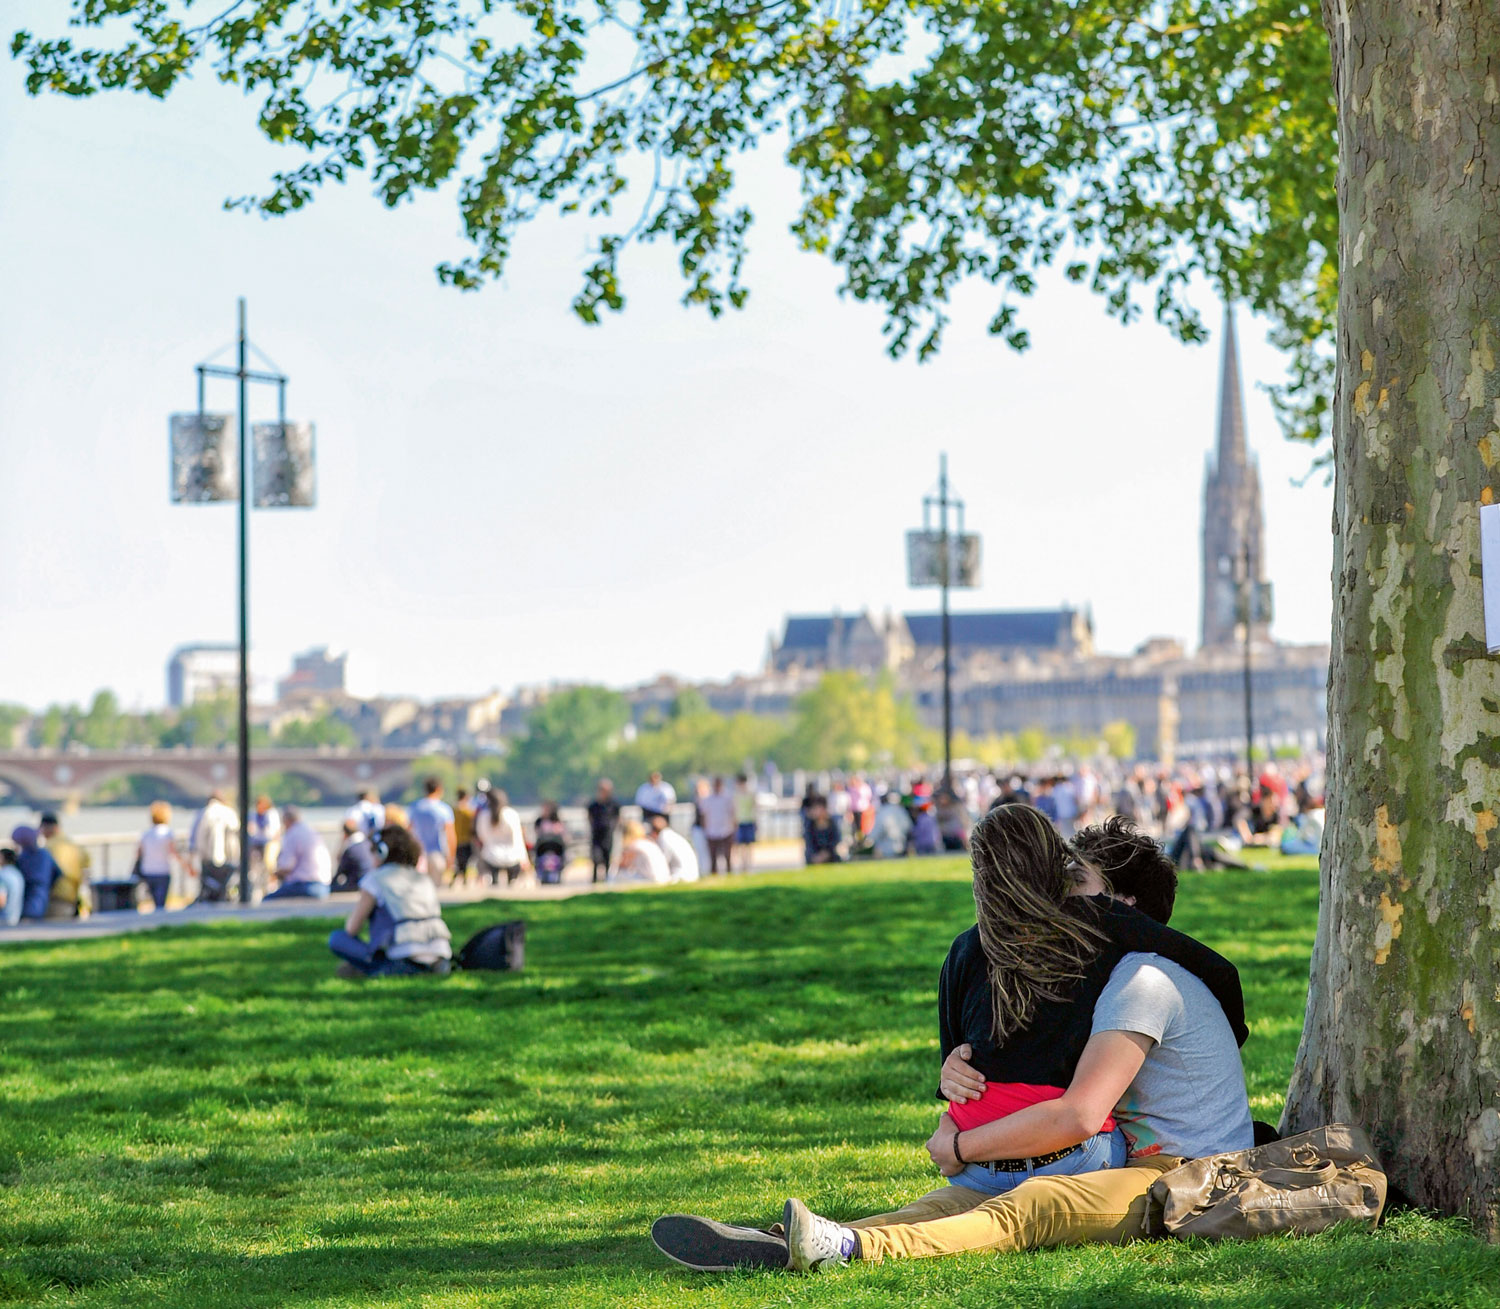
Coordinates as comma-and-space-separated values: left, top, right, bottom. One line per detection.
651, 1214, 788, 1271
783, 1198, 855, 1272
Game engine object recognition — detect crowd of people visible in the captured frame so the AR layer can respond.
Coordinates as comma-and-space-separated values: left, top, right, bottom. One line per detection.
785, 758, 1325, 870
0, 755, 1324, 928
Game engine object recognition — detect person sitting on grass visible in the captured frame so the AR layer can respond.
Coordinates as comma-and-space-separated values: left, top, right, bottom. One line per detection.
13, 825, 63, 921
650, 808, 1251, 1273
802, 797, 844, 865
612, 819, 672, 883
328, 825, 452, 978
649, 813, 700, 882
0, 846, 26, 928
265, 806, 333, 900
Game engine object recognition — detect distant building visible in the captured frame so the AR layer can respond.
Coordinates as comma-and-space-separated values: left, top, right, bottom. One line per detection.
277, 647, 348, 702
1201, 307, 1271, 650
749, 309, 1327, 763
167, 644, 240, 708
769, 607, 1092, 675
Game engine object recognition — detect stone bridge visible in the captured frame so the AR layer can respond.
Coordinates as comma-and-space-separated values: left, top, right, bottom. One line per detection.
0, 749, 430, 807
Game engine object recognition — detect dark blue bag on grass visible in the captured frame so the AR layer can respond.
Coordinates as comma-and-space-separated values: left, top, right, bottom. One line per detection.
456, 920, 526, 971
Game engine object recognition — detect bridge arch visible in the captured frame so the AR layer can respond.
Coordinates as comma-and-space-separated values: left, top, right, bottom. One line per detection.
0, 762, 55, 807
75, 763, 218, 805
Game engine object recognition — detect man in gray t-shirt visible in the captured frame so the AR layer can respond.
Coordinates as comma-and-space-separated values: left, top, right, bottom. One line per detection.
1092, 953, 1254, 1161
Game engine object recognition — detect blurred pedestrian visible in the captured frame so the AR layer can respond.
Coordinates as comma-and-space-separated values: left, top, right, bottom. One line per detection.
452, 786, 477, 883
733, 773, 758, 873
698, 775, 736, 874
635, 770, 676, 822
191, 790, 240, 903
534, 801, 569, 884
136, 803, 184, 910
333, 817, 378, 893
587, 778, 621, 882
409, 776, 456, 882
38, 812, 90, 918
248, 794, 282, 890
870, 790, 913, 859
345, 789, 385, 837
475, 787, 530, 885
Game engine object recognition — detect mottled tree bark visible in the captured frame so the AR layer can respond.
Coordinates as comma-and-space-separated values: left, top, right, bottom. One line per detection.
1284, 0, 1500, 1237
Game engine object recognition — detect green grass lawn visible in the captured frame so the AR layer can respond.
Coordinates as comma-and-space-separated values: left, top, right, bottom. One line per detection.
3, 857, 1497, 1307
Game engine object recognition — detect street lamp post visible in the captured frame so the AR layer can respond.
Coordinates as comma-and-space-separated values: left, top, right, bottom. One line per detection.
907, 455, 980, 791
171, 299, 314, 905
1242, 538, 1255, 785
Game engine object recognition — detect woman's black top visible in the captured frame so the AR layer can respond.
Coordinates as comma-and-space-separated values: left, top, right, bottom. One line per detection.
936, 896, 1247, 1095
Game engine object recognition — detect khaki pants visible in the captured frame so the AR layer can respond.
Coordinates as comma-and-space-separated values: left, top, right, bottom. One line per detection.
847, 1157, 1182, 1262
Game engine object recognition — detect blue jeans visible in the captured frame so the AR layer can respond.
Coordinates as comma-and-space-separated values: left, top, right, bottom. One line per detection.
328, 928, 442, 977
0, 867, 23, 926
948, 1126, 1128, 1197
140, 873, 171, 910
265, 880, 331, 900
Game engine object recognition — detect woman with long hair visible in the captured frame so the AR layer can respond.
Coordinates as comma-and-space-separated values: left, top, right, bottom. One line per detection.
474, 787, 530, 885
931, 803, 1243, 1196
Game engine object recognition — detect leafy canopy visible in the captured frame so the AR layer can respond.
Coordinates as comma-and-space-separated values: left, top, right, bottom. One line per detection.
13, 0, 1334, 437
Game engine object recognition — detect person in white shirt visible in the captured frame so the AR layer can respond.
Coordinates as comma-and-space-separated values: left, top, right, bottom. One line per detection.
698, 775, 738, 874
344, 791, 385, 837
137, 801, 186, 911
870, 790, 913, 859
649, 813, 700, 882
635, 771, 677, 820
612, 819, 672, 884
474, 787, 531, 885
192, 790, 241, 903
266, 806, 333, 899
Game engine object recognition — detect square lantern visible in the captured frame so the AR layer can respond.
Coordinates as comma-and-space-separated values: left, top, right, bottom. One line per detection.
906, 529, 982, 589
170, 413, 237, 502
252, 421, 317, 507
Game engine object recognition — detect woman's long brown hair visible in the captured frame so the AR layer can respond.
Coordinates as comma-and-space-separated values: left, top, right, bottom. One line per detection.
969, 803, 1107, 1043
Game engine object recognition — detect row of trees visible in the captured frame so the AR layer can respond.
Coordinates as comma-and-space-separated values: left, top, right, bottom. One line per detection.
4, 677, 1138, 808
488, 673, 1137, 803
0, 692, 357, 752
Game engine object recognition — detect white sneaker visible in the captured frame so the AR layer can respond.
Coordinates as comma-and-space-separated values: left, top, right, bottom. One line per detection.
783, 1197, 855, 1272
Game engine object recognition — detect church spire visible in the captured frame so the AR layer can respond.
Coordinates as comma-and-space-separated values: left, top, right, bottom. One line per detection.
1216, 304, 1248, 471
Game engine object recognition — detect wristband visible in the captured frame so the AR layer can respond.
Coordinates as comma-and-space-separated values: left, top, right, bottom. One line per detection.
952, 1128, 968, 1167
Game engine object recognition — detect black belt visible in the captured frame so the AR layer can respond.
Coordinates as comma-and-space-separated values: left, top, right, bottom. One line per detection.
975, 1142, 1080, 1173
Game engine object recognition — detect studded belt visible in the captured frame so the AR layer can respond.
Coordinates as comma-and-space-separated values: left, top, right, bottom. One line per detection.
975, 1142, 1081, 1173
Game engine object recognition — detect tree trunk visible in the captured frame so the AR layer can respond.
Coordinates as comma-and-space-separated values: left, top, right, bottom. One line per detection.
1284, 0, 1500, 1237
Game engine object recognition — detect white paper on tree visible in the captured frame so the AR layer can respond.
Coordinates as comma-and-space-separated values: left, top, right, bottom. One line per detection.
1482, 502, 1500, 654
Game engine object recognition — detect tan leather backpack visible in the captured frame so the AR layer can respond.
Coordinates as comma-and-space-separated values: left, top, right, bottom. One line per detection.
1145, 1123, 1387, 1240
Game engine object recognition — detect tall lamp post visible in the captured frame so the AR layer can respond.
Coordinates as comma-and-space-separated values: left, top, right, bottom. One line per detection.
1228, 539, 1272, 783
170, 299, 316, 904
907, 454, 980, 790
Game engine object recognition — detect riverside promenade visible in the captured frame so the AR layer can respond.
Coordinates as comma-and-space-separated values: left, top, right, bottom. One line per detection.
1, 840, 808, 944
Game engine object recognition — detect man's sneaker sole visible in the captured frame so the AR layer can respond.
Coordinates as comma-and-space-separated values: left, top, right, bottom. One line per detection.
650, 1214, 788, 1271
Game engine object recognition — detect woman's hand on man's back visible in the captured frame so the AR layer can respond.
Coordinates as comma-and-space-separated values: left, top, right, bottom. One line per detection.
940, 1044, 987, 1104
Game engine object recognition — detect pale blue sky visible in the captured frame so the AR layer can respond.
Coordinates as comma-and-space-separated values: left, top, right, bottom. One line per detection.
0, 26, 1333, 711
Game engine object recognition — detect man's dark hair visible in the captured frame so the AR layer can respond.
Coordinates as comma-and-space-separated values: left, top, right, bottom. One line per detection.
379, 824, 423, 868
1072, 816, 1178, 925
424, 775, 442, 795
